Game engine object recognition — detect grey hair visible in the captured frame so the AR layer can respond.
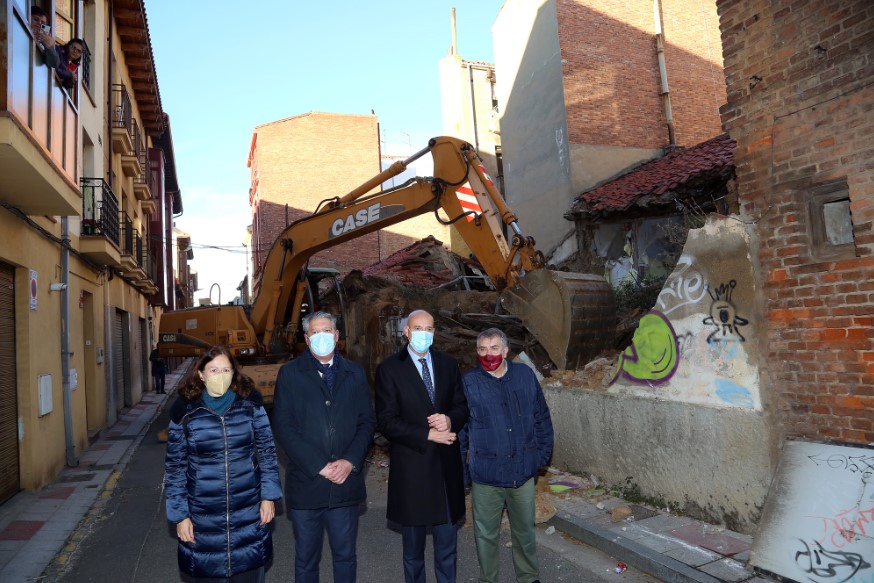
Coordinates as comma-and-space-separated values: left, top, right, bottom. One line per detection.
477, 327, 508, 348
302, 311, 337, 333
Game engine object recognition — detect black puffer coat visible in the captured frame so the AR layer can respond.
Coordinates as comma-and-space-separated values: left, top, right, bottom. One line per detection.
164, 390, 282, 578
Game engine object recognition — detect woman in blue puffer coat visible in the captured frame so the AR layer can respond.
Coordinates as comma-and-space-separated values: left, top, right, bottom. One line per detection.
165, 345, 282, 582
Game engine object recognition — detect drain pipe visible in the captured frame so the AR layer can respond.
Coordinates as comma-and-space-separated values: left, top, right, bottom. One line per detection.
654, 0, 676, 145
60, 217, 78, 467
468, 64, 480, 150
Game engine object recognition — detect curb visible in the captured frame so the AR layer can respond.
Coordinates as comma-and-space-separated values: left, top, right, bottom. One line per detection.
549, 511, 723, 583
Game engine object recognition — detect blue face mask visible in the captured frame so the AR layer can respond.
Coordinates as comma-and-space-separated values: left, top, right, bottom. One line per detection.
409, 330, 433, 354
309, 332, 336, 357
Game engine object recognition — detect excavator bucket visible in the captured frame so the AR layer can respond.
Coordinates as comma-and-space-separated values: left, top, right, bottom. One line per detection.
500, 270, 616, 370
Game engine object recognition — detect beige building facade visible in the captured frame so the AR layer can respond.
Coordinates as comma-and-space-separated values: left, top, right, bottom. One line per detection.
0, 0, 181, 500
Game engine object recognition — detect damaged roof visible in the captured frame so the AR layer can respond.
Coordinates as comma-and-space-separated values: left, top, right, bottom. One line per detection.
568, 133, 736, 219
362, 235, 469, 289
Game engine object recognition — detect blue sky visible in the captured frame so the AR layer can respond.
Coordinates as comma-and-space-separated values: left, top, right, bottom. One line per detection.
147, 1, 504, 303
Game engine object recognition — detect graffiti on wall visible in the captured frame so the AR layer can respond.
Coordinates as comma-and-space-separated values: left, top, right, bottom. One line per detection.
612, 311, 679, 385
703, 280, 749, 343
657, 255, 708, 315
750, 441, 874, 583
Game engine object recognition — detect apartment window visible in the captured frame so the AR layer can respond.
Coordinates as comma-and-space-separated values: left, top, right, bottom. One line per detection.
809, 182, 855, 260
53, 0, 77, 44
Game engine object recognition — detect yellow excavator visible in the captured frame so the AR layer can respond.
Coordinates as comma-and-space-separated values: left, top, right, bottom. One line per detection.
158, 136, 615, 401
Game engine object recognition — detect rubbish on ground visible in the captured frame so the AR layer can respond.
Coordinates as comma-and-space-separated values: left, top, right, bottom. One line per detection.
596, 502, 606, 510
549, 480, 580, 493
611, 505, 633, 522
614, 562, 628, 573
545, 525, 556, 535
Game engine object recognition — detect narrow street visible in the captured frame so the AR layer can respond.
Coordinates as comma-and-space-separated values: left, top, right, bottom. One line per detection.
54, 399, 659, 583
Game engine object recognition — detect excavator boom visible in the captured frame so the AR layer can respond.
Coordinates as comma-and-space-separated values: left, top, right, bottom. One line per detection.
159, 137, 615, 402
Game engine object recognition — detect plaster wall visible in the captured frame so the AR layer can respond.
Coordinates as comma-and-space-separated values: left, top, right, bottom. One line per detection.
0, 211, 110, 489
546, 214, 776, 532
494, 0, 575, 255
567, 143, 660, 197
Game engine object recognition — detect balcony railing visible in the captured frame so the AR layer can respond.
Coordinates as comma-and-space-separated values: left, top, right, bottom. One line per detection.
80, 178, 120, 246
111, 84, 134, 156
112, 84, 132, 133
80, 40, 92, 94
120, 212, 136, 259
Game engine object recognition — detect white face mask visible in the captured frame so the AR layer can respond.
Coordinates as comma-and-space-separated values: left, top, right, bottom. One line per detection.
309, 332, 336, 358
204, 372, 233, 397
409, 330, 434, 354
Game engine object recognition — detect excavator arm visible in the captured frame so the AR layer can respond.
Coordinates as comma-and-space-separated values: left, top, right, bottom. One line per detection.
252, 136, 614, 368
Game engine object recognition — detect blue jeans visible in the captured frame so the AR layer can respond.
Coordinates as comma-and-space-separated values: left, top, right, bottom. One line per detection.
291, 505, 359, 583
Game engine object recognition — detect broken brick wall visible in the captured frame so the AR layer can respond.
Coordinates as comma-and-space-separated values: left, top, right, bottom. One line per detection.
718, 0, 874, 444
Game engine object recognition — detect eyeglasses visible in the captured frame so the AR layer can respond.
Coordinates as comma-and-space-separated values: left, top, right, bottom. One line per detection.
412, 326, 436, 333
68, 45, 84, 54
206, 367, 232, 375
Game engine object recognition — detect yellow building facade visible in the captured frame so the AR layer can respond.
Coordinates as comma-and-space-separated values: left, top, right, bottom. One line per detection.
0, 0, 181, 500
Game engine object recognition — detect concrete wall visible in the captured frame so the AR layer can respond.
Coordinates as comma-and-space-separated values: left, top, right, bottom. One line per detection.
545, 387, 772, 532
494, 0, 576, 256
546, 214, 777, 532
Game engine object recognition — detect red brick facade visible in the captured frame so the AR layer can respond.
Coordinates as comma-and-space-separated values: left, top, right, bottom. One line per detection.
249, 113, 381, 280
557, 0, 725, 149
718, 0, 874, 443
248, 112, 450, 286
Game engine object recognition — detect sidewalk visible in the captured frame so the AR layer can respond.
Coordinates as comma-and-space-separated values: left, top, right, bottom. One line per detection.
0, 359, 777, 583
0, 361, 192, 583
544, 469, 776, 583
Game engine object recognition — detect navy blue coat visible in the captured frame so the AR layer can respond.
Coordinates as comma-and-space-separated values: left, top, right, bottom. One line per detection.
164, 390, 282, 578
272, 352, 375, 510
375, 347, 468, 526
459, 362, 554, 488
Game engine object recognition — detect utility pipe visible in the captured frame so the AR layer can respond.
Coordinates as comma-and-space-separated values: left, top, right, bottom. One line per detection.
653, 1, 676, 145
468, 64, 480, 150
60, 217, 77, 467
451, 8, 457, 55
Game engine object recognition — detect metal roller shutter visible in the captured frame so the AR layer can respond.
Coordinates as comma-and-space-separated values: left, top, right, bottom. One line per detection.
0, 262, 20, 503
113, 311, 124, 412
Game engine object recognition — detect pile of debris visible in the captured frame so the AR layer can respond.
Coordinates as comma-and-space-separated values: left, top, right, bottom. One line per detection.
329, 237, 552, 381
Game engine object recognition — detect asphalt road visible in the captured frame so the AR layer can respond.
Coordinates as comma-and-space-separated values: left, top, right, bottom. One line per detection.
54, 400, 660, 582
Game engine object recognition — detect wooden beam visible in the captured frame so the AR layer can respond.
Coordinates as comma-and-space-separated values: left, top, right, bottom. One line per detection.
112, 8, 143, 22
117, 26, 147, 40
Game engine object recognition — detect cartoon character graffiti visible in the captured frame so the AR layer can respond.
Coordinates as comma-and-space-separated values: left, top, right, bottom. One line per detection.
612, 311, 680, 386
703, 280, 749, 343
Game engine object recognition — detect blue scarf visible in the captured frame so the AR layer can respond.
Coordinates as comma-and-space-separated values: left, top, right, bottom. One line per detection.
202, 390, 236, 417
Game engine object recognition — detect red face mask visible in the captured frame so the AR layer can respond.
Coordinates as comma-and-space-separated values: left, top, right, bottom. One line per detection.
478, 354, 503, 372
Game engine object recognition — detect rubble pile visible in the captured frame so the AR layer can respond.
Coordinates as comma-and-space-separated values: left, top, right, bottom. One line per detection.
331, 236, 621, 385
330, 237, 551, 381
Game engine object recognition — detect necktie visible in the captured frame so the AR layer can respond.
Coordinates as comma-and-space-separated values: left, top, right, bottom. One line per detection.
315, 360, 335, 394
419, 358, 435, 404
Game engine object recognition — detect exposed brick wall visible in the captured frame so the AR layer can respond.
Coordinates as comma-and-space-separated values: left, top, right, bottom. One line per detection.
557, 0, 725, 149
718, 0, 874, 443
248, 112, 450, 283
250, 112, 382, 279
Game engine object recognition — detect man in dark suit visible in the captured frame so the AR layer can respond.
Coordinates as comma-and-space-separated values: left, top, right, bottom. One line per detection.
272, 311, 375, 583
375, 309, 469, 583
